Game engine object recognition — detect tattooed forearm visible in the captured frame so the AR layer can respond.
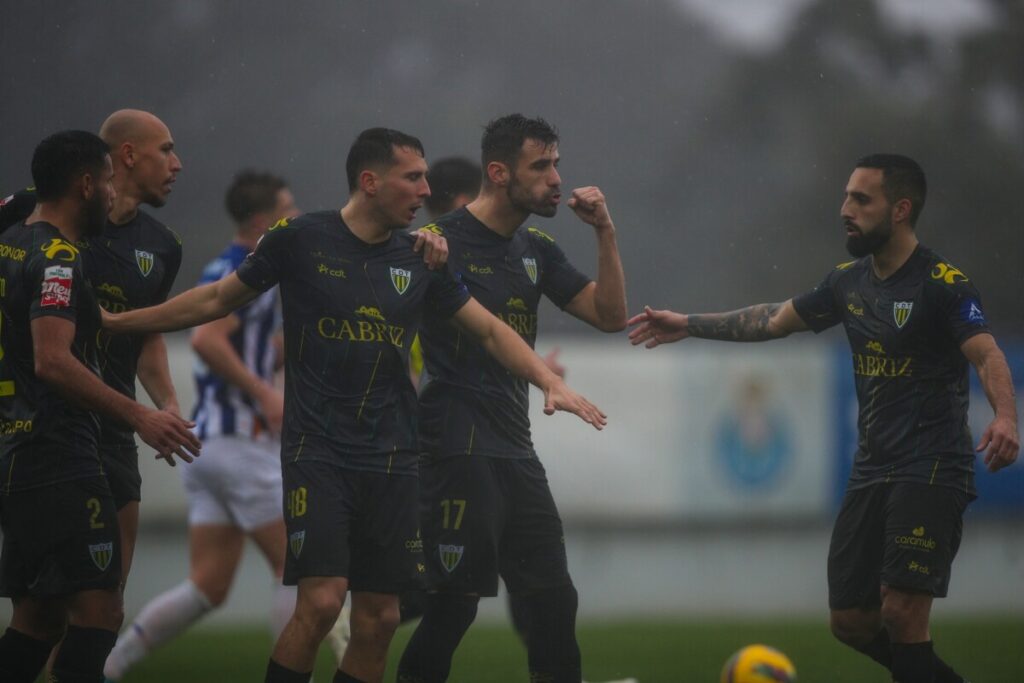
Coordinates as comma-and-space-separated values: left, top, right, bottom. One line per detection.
687, 303, 783, 342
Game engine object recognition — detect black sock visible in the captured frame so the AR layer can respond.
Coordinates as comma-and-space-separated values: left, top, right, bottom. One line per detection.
50, 625, 116, 683
854, 628, 892, 670
265, 658, 313, 683
333, 671, 366, 683
396, 593, 479, 683
507, 592, 530, 645
520, 584, 582, 683
399, 590, 427, 624
0, 627, 56, 683
932, 647, 965, 683
891, 641, 936, 683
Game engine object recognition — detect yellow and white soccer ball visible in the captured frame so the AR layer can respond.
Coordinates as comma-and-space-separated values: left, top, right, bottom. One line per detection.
720, 644, 797, 683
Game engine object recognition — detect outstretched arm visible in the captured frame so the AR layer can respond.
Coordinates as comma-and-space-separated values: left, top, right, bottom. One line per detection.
104, 272, 260, 335
961, 333, 1019, 472
628, 299, 809, 348
450, 298, 606, 430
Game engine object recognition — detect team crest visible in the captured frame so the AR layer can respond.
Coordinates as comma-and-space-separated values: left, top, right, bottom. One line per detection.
135, 249, 154, 277
390, 267, 412, 295
438, 544, 464, 573
522, 257, 538, 284
893, 301, 913, 329
289, 530, 305, 558
88, 542, 113, 571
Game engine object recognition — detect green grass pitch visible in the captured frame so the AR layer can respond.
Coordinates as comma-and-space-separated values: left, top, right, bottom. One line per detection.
102, 616, 1024, 682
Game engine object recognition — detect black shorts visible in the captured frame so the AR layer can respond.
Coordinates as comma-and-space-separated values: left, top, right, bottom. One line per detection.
828, 482, 971, 610
0, 476, 122, 598
281, 460, 423, 593
419, 455, 571, 597
101, 444, 141, 509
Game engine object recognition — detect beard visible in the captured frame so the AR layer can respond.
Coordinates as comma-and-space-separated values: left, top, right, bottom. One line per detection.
508, 174, 558, 218
845, 218, 893, 257
82, 193, 108, 237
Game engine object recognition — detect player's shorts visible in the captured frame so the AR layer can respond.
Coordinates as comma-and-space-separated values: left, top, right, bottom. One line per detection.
182, 435, 283, 532
0, 476, 121, 598
419, 455, 571, 597
100, 444, 141, 509
828, 481, 971, 609
281, 460, 423, 593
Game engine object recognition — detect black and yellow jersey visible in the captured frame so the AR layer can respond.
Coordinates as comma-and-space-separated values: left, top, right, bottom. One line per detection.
235, 210, 470, 476
0, 188, 182, 446
84, 210, 182, 446
417, 208, 591, 461
793, 245, 989, 494
0, 221, 103, 492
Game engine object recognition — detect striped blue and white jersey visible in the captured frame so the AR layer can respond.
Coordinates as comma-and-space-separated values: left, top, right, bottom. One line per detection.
192, 243, 280, 441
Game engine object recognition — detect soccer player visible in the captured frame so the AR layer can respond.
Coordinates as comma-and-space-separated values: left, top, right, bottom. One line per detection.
0, 131, 199, 683
1, 109, 188, 588
103, 171, 301, 681
628, 154, 1019, 683
397, 114, 627, 683
101, 127, 606, 683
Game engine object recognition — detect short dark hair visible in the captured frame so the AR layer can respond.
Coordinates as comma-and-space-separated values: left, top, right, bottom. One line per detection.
31, 130, 109, 202
481, 114, 559, 170
855, 154, 927, 226
425, 157, 481, 216
225, 170, 287, 224
346, 128, 425, 192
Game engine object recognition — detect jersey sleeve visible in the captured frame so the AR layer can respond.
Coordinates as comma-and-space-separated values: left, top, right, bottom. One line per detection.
235, 221, 292, 293
27, 240, 84, 323
156, 232, 182, 303
791, 267, 844, 333
930, 264, 990, 344
425, 264, 471, 320
532, 229, 591, 309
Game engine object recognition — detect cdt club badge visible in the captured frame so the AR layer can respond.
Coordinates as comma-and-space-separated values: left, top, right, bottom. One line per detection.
893, 301, 913, 329
89, 542, 114, 571
522, 257, 538, 284
289, 530, 305, 558
135, 249, 154, 277
439, 544, 464, 573
390, 267, 411, 295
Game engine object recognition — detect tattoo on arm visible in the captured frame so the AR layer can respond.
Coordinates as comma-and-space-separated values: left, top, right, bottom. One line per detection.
687, 303, 783, 342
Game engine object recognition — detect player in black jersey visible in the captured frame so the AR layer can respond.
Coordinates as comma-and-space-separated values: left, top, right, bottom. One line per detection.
0, 132, 199, 683
102, 127, 606, 683
1, 110, 187, 590
629, 154, 1019, 683
397, 115, 628, 683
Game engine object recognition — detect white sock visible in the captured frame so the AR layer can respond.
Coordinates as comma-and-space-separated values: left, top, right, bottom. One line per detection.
104, 580, 213, 680
271, 581, 297, 640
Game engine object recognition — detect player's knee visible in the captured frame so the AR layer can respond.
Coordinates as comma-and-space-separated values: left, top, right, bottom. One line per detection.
295, 588, 344, 634
352, 599, 402, 642
879, 592, 925, 636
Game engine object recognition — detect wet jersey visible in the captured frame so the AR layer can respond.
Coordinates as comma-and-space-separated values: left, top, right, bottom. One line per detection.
85, 211, 182, 447
234, 210, 470, 476
417, 208, 591, 460
793, 245, 989, 494
0, 187, 181, 447
192, 243, 280, 440
0, 221, 103, 492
